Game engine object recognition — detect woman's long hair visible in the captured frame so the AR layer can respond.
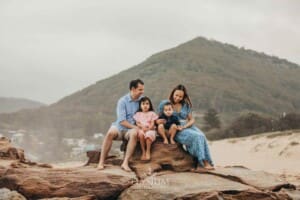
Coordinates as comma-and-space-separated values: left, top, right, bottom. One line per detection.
169, 84, 192, 108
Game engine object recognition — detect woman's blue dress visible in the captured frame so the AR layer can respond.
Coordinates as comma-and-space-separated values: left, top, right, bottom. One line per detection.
158, 100, 213, 167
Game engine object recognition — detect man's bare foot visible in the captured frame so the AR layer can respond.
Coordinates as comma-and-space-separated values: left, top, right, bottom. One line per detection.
170, 139, 176, 144
121, 164, 132, 172
163, 139, 169, 144
97, 164, 105, 170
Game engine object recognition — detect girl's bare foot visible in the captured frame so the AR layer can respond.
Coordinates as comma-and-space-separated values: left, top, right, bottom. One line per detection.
163, 139, 169, 144
170, 139, 176, 144
145, 152, 151, 161
140, 153, 147, 161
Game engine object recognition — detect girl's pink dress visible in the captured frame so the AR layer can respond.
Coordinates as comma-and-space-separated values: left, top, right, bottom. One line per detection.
133, 111, 158, 141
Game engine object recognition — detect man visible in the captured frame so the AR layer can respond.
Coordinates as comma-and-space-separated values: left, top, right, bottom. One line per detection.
97, 79, 144, 172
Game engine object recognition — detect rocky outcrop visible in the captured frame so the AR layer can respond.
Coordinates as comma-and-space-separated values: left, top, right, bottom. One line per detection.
0, 137, 25, 161
0, 165, 136, 199
119, 170, 292, 200
0, 137, 299, 199
130, 138, 194, 179
0, 188, 26, 200
86, 138, 194, 179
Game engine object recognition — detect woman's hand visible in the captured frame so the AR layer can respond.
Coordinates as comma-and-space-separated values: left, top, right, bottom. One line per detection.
178, 125, 188, 131
177, 126, 183, 131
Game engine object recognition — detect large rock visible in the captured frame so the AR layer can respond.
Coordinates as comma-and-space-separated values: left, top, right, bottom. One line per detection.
0, 188, 26, 200
86, 139, 194, 179
0, 165, 136, 199
118, 171, 292, 200
0, 137, 25, 161
131, 138, 194, 179
39, 195, 97, 200
205, 166, 294, 191
1, 136, 298, 200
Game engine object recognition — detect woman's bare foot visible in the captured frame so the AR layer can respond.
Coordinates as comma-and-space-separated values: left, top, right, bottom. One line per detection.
170, 139, 176, 144
203, 161, 215, 170
194, 166, 208, 173
204, 165, 215, 170
121, 164, 132, 172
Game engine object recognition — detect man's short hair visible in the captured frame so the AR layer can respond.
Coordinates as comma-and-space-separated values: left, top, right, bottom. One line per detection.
129, 79, 144, 90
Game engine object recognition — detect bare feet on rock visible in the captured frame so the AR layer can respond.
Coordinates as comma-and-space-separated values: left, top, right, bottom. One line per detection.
170, 139, 176, 145
191, 166, 208, 173
140, 153, 147, 161
163, 139, 169, 144
204, 166, 215, 170
97, 164, 105, 170
203, 160, 215, 170
121, 164, 132, 172
145, 152, 151, 161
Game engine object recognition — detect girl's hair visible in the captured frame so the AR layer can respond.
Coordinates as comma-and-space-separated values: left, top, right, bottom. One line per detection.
137, 96, 154, 112
169, 84, 192, 108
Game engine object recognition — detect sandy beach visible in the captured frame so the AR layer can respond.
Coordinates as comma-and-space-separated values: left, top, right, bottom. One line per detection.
210, 129, 300, 185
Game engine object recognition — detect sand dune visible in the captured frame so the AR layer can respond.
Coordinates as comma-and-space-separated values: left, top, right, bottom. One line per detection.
210, 130, 300, 185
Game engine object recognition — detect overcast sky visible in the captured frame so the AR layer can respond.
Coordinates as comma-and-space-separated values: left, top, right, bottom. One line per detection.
1, 0, 299, 104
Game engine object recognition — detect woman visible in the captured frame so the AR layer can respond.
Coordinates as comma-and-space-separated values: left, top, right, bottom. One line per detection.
157, 84, 214, 171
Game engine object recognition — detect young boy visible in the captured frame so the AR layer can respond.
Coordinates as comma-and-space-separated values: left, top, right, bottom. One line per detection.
157, 102, 182, 144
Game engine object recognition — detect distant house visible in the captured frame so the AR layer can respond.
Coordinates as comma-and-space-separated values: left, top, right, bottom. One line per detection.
11, 133, 24, 144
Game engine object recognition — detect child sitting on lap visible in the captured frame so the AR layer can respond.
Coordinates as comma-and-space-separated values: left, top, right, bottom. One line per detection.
157, 102, 181, 144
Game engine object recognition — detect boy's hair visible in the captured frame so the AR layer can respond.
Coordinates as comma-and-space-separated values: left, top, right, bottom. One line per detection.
163, 102, 173, 109
137, 96, 154, 112
129, 79, 144, 90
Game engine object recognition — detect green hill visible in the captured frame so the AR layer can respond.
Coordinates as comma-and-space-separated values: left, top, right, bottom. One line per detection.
1, 36, 300, 138
0, 97, 45, 114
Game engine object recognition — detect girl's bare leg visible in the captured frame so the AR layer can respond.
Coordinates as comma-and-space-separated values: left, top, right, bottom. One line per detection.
145, 138, 152, 160
139, 132, 147, 160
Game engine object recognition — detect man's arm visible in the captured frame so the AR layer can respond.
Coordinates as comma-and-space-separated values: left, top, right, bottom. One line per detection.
117, 98, 138, 130
120, 120, 138, 129
156, 115, 166, 125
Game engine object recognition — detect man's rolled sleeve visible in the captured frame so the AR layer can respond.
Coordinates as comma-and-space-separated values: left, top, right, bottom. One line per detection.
116, 99, 126, 123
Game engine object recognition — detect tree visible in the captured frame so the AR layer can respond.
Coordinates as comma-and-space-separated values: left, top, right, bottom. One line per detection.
203, 108, 221, 130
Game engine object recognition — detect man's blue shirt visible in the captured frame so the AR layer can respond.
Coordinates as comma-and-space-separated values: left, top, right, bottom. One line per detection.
112, 93, 142, 132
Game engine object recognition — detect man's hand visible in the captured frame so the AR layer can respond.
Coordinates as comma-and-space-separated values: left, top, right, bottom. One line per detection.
156, 119, 166, 124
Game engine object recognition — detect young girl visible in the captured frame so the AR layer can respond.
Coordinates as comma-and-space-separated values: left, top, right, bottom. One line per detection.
133, 96, 158, 161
